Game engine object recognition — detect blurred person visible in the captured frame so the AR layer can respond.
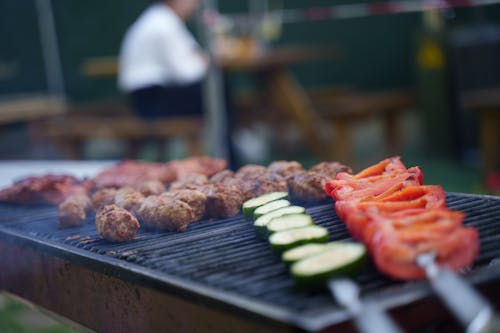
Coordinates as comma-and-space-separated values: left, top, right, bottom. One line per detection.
118, 0, 207, 119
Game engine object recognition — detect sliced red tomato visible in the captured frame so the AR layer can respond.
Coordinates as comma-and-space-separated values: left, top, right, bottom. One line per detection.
370, 226, 479, 280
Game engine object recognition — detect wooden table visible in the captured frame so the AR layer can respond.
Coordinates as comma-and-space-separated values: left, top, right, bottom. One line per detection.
460, 87, 500, 174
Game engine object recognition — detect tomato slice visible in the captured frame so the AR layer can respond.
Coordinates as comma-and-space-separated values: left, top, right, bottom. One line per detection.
371, 227, 479, 280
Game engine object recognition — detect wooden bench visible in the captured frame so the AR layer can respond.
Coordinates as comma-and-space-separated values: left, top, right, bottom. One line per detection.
41, 113, 204, 160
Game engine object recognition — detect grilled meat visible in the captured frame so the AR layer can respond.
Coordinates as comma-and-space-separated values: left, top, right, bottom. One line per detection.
114, 187, 144, 214
91, 188, 117, 210
209, 170, 235, 183
169, 173, 208, 191
58, 194, 93, 228
169, 156, 227, 178
137, 195, 196, 231
267, 161, 304, 178
160, 189, 207, 220
138, 180, 166, 196
309, 161, 352, 180
199, 183, 244, 218
235, 164, 268, 180
0, 174, 91, 205
287, 171, 330, 202
95, 204, 140, 242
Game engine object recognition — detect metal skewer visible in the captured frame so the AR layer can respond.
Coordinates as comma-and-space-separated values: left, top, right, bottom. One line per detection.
417, 252, 500, 333
329, 278, 405, 333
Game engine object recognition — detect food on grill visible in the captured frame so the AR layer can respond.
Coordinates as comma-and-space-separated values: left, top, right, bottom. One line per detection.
138, 180, 166, 196
253, 205, 307, 237
0, 174, 91, 205
291, 242, 367, 288
113, 187, 145, 214
160, 189, 207, 220
287, 171, 330, 202
169, 173, 209, 191
235, 164, 268, 180
95, 204, 140, 242
169, 156, 227, 177
91, 188, 117, 210
241, 191, 289, 218
137, 196, 196, 231
235, 173, 288, 201
253, 199, 291, 219
200, 183, 244, 218
282, 243, 339, 265
326, 156, 480, 280
309, 161, 352, 179
58, 194, 92, 228
209, 169, 234, 183
266, 214, 314, 234
269, 225, 329, 252
267, 160, 304, 178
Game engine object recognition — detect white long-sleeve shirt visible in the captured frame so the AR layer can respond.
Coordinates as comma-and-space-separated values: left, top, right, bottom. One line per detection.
118, 3, 207, 92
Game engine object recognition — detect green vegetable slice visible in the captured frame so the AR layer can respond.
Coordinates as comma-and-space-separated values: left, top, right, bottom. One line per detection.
282, 243, 331, 265
266, 214, 313, 234
269, 225, 328, 252
291, 242, 367, 289
253, 206, 306, 237
253, 199, 291, 219
242, 192, 288, 218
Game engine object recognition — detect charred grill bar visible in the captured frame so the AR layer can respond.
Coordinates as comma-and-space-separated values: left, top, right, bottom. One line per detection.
0, 193, 499, 332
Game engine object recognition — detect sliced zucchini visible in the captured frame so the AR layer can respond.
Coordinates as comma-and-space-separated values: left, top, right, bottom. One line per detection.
291, 242, 367, 289
253, 199, 291, 219
282, 243, 331, 265
269, 225, 329, 252
242, 192, 288, 218
253, 206, 306, 237
266, 214, 313, 234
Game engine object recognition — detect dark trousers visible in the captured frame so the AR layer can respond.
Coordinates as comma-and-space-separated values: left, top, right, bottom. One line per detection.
128, 81, 238, 169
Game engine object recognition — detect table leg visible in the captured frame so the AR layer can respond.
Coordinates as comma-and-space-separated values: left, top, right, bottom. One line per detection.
333, 119, 352, 164
266, 69, 327, 159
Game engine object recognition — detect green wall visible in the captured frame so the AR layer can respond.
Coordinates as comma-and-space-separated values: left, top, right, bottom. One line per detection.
0, 1, 499, 102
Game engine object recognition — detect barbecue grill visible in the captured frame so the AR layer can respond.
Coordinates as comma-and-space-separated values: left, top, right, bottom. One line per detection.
0, 192, 499, 332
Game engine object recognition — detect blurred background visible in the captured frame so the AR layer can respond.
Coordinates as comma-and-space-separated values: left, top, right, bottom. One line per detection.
1, 0, 500, 331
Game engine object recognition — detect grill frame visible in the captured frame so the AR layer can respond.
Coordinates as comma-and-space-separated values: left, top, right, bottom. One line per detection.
0, 192, 499, 332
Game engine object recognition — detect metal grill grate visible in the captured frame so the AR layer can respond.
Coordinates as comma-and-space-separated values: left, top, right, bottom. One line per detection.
0, 192, 499, 331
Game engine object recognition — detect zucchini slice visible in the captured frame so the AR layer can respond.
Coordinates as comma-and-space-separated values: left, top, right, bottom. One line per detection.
253, 199, 291, 219
291, 242, 367, 289
242, 192, 288, 218
269, 225, 328, 252
282, 243, 331, 265
253, 206, 306, 237
266, 214, 313, 234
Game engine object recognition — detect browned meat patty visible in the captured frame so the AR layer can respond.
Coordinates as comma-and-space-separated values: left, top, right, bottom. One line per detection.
91, 188, 117, 210
209, 169, 235, 183
95, 204, 140, 242
199, 183, 244, 218
160, 189, 207, 221
114, 187, 145, 214
235, 164, 268, 180
58, 194, 92, 228
309, 161, 352, 179
287, 170, 330, 202
267, 160, 304, 178
137, 196, 196, 231
169, 173, 209, 191
138, 180, 166, 196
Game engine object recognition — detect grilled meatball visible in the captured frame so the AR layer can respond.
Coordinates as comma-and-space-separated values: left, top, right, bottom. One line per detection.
160, 189, 207, 220
200, 183, 244, 218
235, 164, 268, 180
169, 173, 209, 191
91, 188, 117, 210
95, 204, 140, 242
58, 194, 92, 228
114, 187, 144, 214
267, 161, 304, 178
137, 196, 196, 231
209, 169, 235, 183
310, 161, 352, 179
138, 180, 166, 196
287, 171, 330, 202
